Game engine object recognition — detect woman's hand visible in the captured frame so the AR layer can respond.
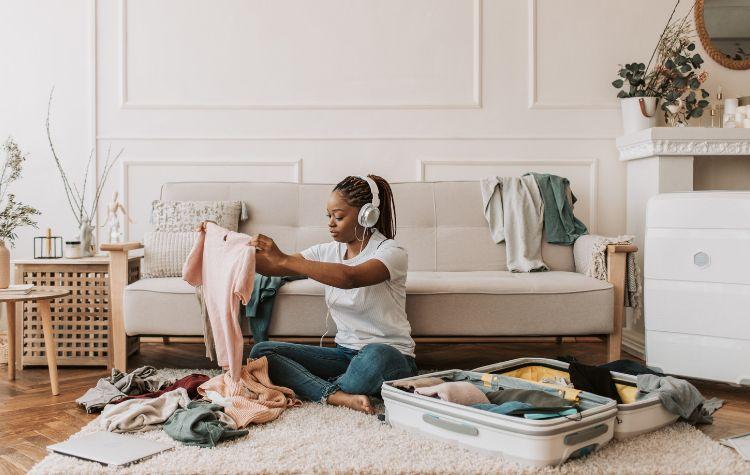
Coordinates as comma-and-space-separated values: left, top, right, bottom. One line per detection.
251, 234, 288, 267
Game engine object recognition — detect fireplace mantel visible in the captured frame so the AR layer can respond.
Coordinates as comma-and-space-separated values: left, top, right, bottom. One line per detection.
617, 127, 750, 161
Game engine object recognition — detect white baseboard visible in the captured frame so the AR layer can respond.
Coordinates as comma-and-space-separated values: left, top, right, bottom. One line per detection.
622, 327, 645, 359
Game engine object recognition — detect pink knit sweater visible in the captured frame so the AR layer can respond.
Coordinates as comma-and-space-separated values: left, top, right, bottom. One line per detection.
183, 222, 255, 380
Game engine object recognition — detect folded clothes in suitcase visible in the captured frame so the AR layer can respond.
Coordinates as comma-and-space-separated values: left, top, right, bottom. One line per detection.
472, 357, 680, 440
383, 368, 618, 467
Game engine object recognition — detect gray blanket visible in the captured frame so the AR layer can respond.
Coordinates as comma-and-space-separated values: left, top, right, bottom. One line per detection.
480, 176, 547, 272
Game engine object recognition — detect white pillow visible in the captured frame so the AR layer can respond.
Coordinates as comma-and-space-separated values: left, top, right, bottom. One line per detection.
141, 231, 199, 278
151, 200, 243, 233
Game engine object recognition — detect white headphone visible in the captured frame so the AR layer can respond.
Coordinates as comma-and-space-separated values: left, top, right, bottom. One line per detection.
357, 175, 380, 229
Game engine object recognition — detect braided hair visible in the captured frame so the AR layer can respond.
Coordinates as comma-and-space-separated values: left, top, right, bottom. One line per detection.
333, 175, 397, 239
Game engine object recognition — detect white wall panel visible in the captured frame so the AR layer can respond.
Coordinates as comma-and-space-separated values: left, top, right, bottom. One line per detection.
121, 159, 300, 240
121, 0, 481, 109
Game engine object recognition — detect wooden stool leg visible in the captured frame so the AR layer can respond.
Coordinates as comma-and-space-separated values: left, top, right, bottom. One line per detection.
39, 300, 59, 396
6, 301, 15, 381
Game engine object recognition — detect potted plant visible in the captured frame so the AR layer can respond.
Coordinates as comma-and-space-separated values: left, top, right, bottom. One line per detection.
0, 138, 41, 288
613, 1, 710, 132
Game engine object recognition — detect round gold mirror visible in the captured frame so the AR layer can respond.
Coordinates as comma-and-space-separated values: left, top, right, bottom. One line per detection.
696, 0, 750, 70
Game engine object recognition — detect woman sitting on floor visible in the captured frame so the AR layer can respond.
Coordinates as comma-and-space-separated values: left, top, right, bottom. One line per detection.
250, 174, 416, 414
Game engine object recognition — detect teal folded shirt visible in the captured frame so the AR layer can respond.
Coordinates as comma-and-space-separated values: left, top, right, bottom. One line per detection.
525, 172, 588, 245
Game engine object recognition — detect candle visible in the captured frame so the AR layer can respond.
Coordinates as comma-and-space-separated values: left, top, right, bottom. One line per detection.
744, 118, 750, 128
725, 98, 739, 115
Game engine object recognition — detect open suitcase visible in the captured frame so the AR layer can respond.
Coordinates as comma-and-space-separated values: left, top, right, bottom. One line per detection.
472, 357, 679, 440
382, 368, 618, 467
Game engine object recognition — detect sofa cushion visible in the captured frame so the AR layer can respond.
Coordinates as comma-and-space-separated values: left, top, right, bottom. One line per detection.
141, 231, 198, 278
124, 272, 612, 338
404, 271, 612, 336
151, 200, 243, 232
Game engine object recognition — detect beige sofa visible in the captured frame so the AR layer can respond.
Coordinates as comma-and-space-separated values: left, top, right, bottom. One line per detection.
104, 181, 633, 371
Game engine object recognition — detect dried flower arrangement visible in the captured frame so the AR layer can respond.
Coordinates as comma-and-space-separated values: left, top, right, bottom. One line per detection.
612, 0, 710, 125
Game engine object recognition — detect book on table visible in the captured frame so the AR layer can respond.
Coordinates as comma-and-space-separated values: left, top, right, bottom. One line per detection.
0, 284, 35, 295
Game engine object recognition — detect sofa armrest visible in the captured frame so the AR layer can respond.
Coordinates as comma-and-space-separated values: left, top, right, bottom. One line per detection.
605, 242, 638, 362
101, 242, 144, 252
103, 241, 143, 371
573, 235, 638, 361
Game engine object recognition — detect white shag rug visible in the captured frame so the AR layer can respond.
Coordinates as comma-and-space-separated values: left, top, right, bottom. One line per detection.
30, 370, 747, 475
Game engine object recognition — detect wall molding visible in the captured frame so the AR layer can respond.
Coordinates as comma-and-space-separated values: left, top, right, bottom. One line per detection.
418, 158, 599, 232
527, 0, 618, 111
97, 134, 617, 142
120, 159, 302, 239
623, 328, 646, 359
118, 0, 483, 110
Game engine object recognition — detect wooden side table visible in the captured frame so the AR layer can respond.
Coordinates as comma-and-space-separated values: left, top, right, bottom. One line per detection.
13, 256, 141, 370
5, 289, 71, 395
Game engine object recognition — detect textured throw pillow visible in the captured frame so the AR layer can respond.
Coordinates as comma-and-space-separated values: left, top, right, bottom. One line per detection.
141, 231, 200, 278
151, 200, 243, 233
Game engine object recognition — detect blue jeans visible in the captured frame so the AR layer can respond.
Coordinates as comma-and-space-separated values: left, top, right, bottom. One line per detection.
249, 342, 418, 403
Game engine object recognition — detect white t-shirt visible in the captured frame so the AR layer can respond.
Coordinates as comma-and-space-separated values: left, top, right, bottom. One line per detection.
300, 230, 415, 357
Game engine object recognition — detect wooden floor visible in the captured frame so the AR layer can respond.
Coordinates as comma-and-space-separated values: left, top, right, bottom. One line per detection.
1, 340, 749, 474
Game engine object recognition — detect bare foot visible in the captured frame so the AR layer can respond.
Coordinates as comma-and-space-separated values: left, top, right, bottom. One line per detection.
327, 390, 375, 414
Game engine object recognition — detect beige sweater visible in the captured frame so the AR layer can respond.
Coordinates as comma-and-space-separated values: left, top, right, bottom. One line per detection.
198, 356, 301, 428
100, 387, 190, 433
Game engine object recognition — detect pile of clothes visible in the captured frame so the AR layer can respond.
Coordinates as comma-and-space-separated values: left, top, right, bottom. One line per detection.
392, 377, 581, 420
76, 357, 300, 448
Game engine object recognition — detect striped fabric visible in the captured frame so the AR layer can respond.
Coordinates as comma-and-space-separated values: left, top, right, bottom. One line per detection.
198, 357, 301, 428
141, 231, 199, 278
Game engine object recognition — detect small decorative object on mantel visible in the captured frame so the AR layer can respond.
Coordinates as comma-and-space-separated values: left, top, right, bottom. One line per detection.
46, 90, 123, 257
0, 138, 40, 289
613, 0, 710, 132
34, 228, 63, 259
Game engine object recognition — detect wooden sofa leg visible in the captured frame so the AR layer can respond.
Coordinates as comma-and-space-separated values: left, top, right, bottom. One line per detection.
102, 242, 143, 372
606, 245, 632, 362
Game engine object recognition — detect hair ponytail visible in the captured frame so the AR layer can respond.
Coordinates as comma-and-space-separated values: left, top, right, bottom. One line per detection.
333, 174, 397, 239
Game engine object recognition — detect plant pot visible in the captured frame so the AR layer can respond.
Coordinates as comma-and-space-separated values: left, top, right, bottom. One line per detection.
0, 241, 9, 289
620, 97, 659, 134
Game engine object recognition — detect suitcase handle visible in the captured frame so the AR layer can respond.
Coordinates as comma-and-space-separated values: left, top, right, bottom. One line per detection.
423, 413, 479, 436
563, 424, 608, 446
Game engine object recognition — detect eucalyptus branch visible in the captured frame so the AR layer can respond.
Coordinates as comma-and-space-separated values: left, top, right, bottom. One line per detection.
612, 0, 709, 121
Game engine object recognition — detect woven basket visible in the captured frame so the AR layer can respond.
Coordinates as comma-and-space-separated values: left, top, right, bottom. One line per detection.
0, 331, 8, 365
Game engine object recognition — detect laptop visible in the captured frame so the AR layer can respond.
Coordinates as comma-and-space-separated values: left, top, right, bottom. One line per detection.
47, 432, 174, 467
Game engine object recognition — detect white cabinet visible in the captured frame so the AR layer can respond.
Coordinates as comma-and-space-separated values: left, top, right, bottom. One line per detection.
645, 192, 750, 385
